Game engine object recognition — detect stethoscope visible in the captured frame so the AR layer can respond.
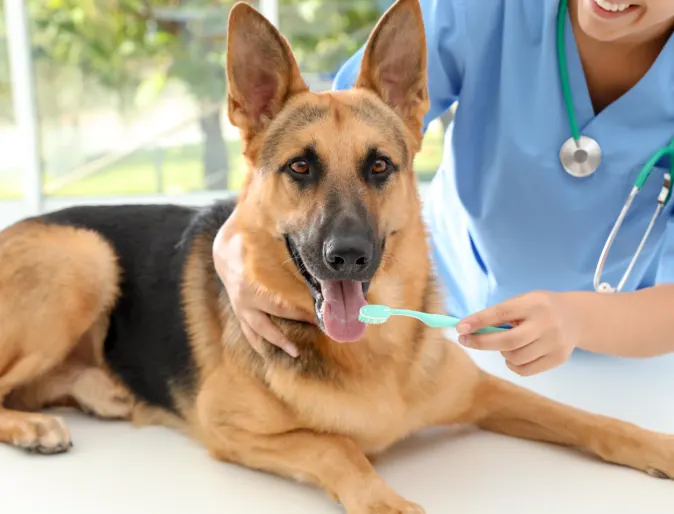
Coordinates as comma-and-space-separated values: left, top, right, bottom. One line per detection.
556, 0, 674, 293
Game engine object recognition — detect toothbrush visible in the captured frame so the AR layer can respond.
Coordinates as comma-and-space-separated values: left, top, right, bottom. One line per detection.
358, 305, 509, 334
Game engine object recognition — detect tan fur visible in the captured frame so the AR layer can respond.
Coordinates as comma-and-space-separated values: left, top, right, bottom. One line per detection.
191, 2, 674, 512
0, 1, 672, 511
0, 220, 132, 452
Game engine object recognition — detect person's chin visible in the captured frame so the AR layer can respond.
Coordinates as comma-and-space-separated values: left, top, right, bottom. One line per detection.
576, 0, 642, 42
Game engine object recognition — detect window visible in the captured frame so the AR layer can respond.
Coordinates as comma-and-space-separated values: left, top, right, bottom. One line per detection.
29, 0, 252, 199
0, 0, 20, 201
2, 0, 443, 220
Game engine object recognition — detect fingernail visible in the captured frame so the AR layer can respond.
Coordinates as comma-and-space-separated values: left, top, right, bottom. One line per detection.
458, 335, 470, 347
456, 322, 470, 335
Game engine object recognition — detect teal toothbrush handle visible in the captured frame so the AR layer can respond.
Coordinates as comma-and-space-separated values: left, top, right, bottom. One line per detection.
392, 309, 508, 334
470, 325, 509, 334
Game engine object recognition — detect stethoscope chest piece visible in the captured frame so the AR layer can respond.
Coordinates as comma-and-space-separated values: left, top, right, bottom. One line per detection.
560, 135, 602, 178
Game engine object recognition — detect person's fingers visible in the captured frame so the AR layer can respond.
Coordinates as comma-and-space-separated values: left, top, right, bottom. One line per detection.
255, 296, 316, 325
505, 353, 560, 377
240, 320, 266, 356
210, 216, 305, 357
456, 293, 538, 335
242, 315, 299, 359
500, 339, 547, 366
245, 310, 299, 358
459, 322, 536, 352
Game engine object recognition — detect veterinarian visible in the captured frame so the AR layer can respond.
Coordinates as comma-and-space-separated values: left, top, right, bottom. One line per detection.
213, 0, 674, 376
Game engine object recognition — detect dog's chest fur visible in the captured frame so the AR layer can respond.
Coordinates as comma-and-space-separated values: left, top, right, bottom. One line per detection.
270, 368, 411, 450
253, 320, 448, 453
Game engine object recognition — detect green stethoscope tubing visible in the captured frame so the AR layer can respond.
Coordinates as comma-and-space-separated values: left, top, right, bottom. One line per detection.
557, 0, 581, 143
556, 0, 674, 292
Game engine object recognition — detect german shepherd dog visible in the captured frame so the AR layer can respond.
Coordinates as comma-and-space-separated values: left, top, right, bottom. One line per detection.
0, 0, 671, 511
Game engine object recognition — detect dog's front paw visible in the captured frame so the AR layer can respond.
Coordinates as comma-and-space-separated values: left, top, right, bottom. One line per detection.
642, 434, 674, 480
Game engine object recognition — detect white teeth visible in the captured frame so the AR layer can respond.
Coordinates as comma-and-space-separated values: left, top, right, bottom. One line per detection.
594, 0, 632, 12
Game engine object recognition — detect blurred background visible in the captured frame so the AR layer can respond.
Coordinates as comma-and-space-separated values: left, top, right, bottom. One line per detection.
0, 0, 450, 227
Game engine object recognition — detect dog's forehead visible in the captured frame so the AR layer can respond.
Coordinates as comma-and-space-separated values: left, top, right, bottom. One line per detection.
260, 91, 409, 169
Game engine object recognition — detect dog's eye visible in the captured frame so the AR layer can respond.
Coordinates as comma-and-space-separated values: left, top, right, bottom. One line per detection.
371, 158, 389, 174
289, 159, 309, 175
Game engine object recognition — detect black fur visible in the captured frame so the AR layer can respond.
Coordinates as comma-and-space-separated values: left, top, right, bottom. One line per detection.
267, 317, 338, 383
295, 188, 381, 284
34, 198, 237, 414
359, 147, 399, 187
280, 145, 324, 190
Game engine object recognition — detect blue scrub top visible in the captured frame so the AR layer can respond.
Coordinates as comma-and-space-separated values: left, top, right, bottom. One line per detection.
333, 0, 674, 318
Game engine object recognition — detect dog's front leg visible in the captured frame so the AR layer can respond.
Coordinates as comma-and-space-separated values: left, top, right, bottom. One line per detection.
196, 368, 424, 513
468, 374, 674, 478
203, 427, 424, 514
426, 361, 674, 479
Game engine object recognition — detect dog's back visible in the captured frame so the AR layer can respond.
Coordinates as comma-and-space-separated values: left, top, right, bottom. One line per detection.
0, 201, 235, 426
36, 203, 234, 412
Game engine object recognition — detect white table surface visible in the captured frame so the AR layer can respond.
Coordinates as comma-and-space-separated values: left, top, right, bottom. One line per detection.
2, 329, 674, 514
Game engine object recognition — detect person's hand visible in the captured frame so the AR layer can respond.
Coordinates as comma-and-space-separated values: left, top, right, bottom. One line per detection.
455, 291, 586, 376
212, 213, 314, 358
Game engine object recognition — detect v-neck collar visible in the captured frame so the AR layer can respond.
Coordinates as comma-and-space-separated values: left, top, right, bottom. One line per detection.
563, 9, 674, 131
560, 4, 674, 171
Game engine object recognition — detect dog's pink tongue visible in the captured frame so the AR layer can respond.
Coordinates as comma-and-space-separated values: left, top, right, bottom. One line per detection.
321, 280, 367, 343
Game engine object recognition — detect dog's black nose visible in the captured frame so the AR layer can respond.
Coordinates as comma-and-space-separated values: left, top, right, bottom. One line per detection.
323, 235, 373, 275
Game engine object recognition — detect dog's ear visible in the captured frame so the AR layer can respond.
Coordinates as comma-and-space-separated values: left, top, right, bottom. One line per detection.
226, 2, 308, 136
354, 0, 429, 139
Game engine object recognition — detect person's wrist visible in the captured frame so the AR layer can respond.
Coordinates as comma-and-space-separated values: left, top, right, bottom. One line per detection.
562, 290, 615, 353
